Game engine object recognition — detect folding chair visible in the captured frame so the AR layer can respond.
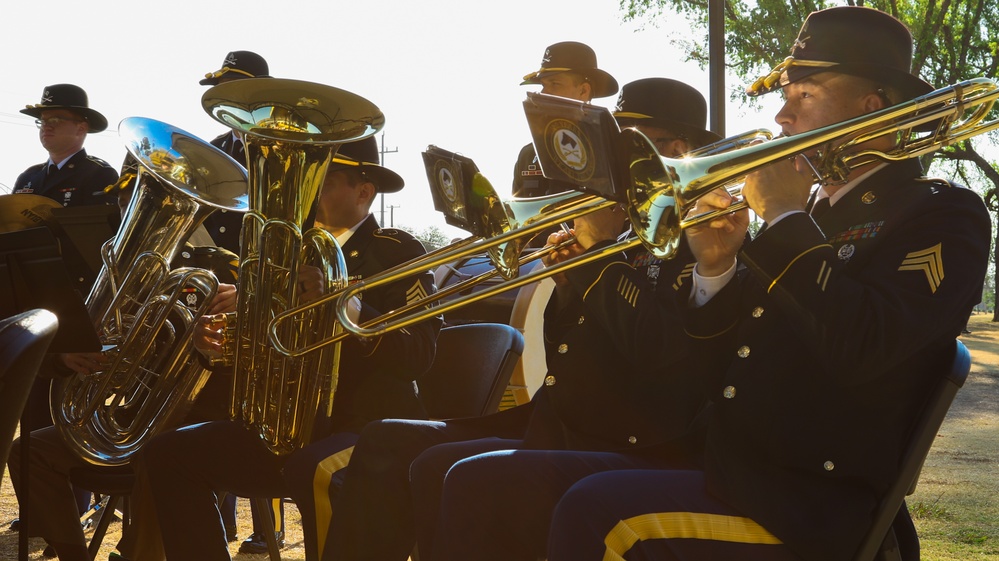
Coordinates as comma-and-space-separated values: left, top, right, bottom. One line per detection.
0, 309, 58, 474
418, 323, 525, 419
252, 323, 525, 561
850, 339, 972, 561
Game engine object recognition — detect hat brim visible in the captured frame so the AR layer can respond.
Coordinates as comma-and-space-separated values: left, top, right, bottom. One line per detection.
199, 68, 271, 86
751, 62, 934, 102
329, 160, 405, 194
20, 105, 108, 133
615, 114, 723, 150
521, 68, 619, 99
758, 64, 937, 132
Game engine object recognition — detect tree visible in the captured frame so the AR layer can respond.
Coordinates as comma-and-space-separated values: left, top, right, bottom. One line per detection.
399, 224, 453, 252
620, 0, 999, 319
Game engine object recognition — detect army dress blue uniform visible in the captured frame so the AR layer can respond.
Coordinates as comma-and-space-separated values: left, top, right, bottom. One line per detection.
202, 132, 248, 255
144, 213, 441, 561
329, 236, 707, 561
546, 159, 992, 561
14, 148, 117, 209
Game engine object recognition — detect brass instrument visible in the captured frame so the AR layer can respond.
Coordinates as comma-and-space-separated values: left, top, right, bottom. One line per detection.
630, 77, 999, 244
267, 168, 614, 356
50, 117, 248, 466
201, 77, 382, 455
283, 77, 999, 346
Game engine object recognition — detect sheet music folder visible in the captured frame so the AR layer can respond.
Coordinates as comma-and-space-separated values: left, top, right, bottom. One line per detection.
522, 91, 629, 201
422, 145, 483, 234
0, 227, 100, 353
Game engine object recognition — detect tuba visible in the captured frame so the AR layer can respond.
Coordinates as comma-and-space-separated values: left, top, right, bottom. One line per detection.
50, 117, 249, 466
201, 78, 383, 455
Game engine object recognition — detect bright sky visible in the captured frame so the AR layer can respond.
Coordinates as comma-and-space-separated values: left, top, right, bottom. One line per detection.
1, 0, 784, 239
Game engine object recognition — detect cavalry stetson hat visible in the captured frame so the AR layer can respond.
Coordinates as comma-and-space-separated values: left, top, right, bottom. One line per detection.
747, 6, 934, 101
329, 137, 405, 194
21, 84, 108, 133
200, 50, 271, 86
613, 78, 722, 148
521, 41, 619, 99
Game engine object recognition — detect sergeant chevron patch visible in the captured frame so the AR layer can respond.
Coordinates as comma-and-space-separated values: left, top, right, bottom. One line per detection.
406, 280, 429, 305
617, 276, 639, 307
672, 263, 695, 291
898, 243, 944, 293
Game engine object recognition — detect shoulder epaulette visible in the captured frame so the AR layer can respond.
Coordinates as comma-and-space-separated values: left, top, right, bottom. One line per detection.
86, 155, 115, 169
915, 176, 955, 191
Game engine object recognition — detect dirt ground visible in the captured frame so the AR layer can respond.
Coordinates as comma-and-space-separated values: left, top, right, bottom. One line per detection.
0, 316, 996, 561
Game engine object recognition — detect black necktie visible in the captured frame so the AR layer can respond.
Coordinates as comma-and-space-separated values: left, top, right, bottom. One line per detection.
47, 163, 56, 176
810, 198, 831, 220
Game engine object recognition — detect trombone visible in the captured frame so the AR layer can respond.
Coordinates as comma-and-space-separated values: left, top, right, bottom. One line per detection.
271, 77, 999, 352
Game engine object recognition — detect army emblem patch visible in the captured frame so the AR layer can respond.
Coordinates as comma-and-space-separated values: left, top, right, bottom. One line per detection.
543, 119, 594, 183
899, 243, 944, 293
433, 162, 458, 204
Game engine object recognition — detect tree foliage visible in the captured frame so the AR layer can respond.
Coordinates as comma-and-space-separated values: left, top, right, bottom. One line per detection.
620, 0, 999, 318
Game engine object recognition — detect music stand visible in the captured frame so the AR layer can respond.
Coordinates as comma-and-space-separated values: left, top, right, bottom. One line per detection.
522, 91, 629, 201
50, 204, 119, 291
0, 226, 100, 561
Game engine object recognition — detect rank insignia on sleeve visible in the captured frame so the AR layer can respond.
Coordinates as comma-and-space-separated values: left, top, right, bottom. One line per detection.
898, 243, 944, 293
616, 276, 639, 307
406, 280, 429, 306
672, 263, 695, 291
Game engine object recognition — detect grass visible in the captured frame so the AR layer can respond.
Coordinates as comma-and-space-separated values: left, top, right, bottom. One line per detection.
908, 314, 999, 560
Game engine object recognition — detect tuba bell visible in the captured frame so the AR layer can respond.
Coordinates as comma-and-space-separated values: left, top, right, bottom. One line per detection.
201, 77, 383, 455
50, 117, 249, 466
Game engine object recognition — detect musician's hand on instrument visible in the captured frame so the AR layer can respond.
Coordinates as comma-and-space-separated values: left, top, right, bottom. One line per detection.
209, 283, 238, 314
685, 188, 749, 277
541, 229, 581, 286
58, 352, 107, 377
297, 265, 325, 304
194, 315, 225, 357
742, 157, 812, 223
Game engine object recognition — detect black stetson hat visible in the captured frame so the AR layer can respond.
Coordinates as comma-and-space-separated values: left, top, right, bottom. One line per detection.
521, 41, 619, 99
329, 137, 405, 194
200, 50, 270, 86
20, 84, 108, 133
614, 78, 722, 148
747, 6, 933, 101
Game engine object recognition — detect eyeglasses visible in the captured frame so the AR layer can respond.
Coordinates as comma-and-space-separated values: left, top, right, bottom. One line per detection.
35, 117, 85, 128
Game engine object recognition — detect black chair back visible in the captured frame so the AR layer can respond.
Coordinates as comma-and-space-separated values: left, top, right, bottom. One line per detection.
419, 323, 525, 419
851, 339, 972, 561
0, 309, 58, 468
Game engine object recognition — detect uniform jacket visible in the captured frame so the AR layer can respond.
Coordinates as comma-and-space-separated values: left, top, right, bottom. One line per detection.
14, 149, 117, 208
203, 132, 247, 255
686, 160, 991, 561
446, 237, 706, 459
14, 149, 118, 295
527, 237, 705, 453
174, 242, 241, 423
512, 143, 575, 199
324, 214, 442, 434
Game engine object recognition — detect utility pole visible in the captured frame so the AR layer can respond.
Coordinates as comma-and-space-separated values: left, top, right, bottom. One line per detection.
388, 204, 401, 227
378, 132, 398, 226
708, 0, 726, 138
